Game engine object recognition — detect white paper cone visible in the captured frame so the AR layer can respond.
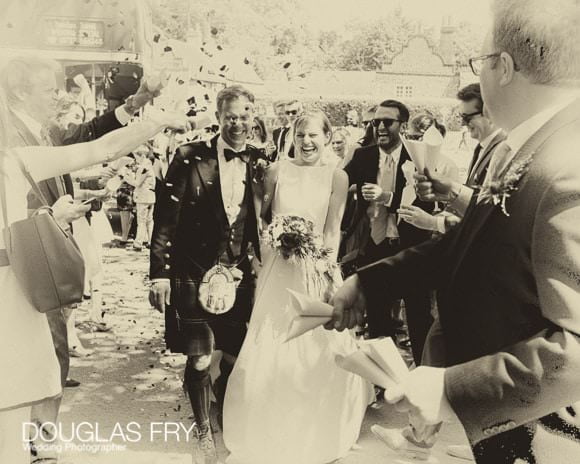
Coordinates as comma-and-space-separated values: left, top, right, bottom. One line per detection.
287, 289, 334, 317
423, 126, 444, 172
402, 137, 427, 173
335, 352, 398, 390
285, 316, 330, 342
367, 338, 409, 384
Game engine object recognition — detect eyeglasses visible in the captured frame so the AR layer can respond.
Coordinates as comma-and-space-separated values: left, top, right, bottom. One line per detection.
285, 110, 298, 116
468, 53, 501, 76
460, 111, 482, 125
371, 118, 400, 128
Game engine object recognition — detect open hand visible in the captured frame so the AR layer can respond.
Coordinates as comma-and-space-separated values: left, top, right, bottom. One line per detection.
326, 275, 366, 331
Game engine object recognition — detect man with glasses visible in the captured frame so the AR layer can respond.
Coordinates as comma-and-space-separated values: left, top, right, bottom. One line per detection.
344, 100, 434, 360
274, 99, 303, 160
411, 84, 506, 236
332, 1, 580, 462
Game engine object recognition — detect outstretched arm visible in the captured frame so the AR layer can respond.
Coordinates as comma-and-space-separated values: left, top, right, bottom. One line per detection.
16, 113, 188, 182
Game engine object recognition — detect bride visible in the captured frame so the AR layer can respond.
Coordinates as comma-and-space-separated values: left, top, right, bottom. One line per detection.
223, 111, 371, 464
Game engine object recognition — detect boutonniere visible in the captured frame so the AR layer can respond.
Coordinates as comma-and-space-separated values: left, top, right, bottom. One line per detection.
478, 153, 534, 216
247, 146, 270, 184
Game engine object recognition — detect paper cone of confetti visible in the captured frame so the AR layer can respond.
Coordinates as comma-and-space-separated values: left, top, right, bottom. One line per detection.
335, 351, 398, 390
367, 338, 409, 384
284, 289, 333, 342
422, 126, 444, 172
401, 137, 427, 173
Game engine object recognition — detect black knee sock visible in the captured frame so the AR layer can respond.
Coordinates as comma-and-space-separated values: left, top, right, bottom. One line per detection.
184, 360, 211, 430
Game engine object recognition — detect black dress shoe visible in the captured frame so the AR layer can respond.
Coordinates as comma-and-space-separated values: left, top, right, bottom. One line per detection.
65, 378, 81, 388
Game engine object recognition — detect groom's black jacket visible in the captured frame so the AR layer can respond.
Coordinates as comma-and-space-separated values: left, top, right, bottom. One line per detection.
150, 135, 261, 284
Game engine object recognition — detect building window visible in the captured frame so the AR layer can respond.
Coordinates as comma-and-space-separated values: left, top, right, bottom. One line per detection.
395, 85, 413, 98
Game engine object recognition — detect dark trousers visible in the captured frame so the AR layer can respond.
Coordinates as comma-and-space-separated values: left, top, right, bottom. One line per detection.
30, 309, 68, 458
359, 237, 433, 364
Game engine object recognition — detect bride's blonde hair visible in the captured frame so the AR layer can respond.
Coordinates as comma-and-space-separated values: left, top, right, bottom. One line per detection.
293, 111, 333, 143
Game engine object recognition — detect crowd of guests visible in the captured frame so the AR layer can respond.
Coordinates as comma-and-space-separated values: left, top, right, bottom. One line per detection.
1, 1, 579, 462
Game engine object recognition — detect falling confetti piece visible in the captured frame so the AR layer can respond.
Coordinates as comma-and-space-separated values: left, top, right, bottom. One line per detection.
220, 65, 227, 71
118, 46, 125, 51
211, 27, 218, 35
244, 58, 250, 65
217, 45, 223, 51
177, 79, 184, 85
164, 46, 172, 52
283, 62, 291, 69
153, 33, 161, 43
199, 66, 204, 72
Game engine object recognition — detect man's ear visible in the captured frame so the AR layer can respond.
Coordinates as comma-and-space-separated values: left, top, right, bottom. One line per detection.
498, 52, 517, 86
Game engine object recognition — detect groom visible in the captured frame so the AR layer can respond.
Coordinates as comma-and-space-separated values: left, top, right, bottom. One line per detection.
330, 0, 580, 462
149, 85, 262, 461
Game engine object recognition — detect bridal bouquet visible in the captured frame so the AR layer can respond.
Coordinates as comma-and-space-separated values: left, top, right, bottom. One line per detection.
264, 215, 323, 261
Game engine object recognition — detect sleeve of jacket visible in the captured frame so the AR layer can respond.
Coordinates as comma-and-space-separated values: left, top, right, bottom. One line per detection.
343, 147, 362, 186
149, 146, 191, 280
357, 232, 451, 299
58, 110, 123, 145
444, 161, 580, 445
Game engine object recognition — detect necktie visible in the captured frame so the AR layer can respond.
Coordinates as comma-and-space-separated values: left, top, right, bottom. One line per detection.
370, 154, 396, 244
224, 148, 248, 162
467, 144, 482, 180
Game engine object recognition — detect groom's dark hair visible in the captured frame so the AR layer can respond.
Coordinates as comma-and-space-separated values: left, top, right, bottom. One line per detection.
216, 85, 255, 115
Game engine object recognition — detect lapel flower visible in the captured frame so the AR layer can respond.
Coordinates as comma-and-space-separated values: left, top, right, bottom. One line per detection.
478, 153, 534, 216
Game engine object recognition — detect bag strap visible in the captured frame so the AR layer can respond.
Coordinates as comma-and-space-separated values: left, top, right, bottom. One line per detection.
4, 149, 50, 208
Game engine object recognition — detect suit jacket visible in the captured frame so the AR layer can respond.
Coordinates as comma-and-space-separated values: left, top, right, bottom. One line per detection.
343, 143, 435, 251
150, 136, 262, 283
357, 99, 580, 463
8, 110, 123, 208
466, 130, 507, 187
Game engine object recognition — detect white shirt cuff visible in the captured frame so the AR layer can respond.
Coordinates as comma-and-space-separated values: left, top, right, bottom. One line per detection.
435, 215, 447, 234
150, 278, 170, 284
448, 184, 473, 217
114, 105, 133, 126
384, 191, 394, 207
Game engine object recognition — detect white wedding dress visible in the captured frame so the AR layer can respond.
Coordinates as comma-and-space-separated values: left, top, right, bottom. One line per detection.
223, 160, 371, 464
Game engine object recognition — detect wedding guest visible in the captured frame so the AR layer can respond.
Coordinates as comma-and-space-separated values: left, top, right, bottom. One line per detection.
331, 1, 580, 462
331, 127, 351, 168
277, 99, 303, 160
115, 173, 136, 246
0, 87, 189, 464
343, 100, 434, 365
127, 145, 156, 251
0, 54, 160, 463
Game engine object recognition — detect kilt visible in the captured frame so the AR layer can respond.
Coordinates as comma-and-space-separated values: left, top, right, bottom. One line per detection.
164, 276, 255, 356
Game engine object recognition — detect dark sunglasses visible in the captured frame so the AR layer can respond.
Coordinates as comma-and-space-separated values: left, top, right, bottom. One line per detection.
285, 110, 298, 115
371, 118, 400, 128
461, 111, 482, 125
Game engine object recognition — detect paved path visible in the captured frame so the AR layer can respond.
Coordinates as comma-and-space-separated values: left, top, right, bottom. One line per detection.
57, 245, 472, 464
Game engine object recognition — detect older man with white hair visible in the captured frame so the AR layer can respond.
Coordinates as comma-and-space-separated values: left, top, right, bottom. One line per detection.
330, 0, 580, 462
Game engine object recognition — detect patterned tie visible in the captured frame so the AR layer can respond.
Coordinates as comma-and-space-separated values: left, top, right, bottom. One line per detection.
370, 154, 395, 244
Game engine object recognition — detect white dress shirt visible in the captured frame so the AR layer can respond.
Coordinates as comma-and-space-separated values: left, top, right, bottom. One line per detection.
217, 136, 248, 226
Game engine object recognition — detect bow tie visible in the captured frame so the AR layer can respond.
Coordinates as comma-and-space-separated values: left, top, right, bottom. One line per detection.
224, 148, 248, 162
